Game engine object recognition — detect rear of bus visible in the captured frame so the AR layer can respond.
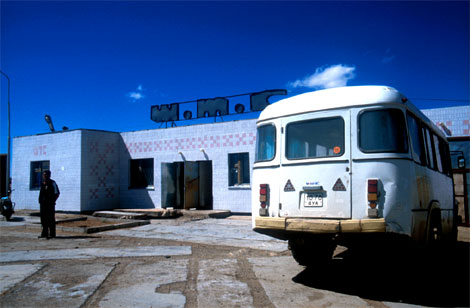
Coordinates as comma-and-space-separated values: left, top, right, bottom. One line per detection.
252, 86, 455, 264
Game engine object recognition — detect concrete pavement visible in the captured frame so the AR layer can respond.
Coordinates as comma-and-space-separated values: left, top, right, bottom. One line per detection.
103, 217, 287, 252
1, 211, 468, 308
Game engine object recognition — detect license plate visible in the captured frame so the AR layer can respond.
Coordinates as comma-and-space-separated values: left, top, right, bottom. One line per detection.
303, 193, 323, 207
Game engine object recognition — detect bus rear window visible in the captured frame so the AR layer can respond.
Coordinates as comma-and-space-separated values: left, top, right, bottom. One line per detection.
255, 124, 276, 162
286, 117, 344, 159
359, 109, 408, 153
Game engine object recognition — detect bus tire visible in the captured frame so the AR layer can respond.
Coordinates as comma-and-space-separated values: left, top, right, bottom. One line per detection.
425, 209, 442, 249
288, 238, 335, 266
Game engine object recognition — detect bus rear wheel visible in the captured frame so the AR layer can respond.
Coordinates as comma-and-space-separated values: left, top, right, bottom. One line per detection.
288, 237, 335, 266
425, 210, 443, 252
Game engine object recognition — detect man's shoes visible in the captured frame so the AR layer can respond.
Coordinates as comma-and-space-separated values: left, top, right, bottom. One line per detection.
38, 235, 47, 239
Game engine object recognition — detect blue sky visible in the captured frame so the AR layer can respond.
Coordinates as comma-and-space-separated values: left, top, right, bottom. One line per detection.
1, 1, 469, 153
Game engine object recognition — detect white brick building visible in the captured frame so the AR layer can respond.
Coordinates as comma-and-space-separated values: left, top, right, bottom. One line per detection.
12, 119, 257, 213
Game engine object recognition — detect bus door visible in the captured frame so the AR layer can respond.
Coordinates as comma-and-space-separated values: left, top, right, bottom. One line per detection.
279, 110, 352, 218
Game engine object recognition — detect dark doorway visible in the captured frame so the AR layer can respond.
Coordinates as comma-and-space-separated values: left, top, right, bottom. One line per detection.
161, 161, 212, 210
161, 162, 184, 209
198, 161, 212, 210
184, 161, 199, 209
1, 154, 7, 197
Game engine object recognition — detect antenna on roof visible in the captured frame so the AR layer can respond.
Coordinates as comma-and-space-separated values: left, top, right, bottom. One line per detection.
437, 122, 452, 136
44, 114, 55, 132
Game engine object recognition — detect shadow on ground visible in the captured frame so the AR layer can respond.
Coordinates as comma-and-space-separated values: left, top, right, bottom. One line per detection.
293, 241, 469, 307
4, 217, 25, 222
52, 235, 100, 239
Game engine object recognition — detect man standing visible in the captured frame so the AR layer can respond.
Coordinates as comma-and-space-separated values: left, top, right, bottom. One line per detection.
38, 170, 60, 239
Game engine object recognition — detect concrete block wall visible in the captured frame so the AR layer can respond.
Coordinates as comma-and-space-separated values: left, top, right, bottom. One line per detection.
120, 119, 257, 212
11, 130, 82, 211
119, 129, 159, 209
81, 130, 120, 212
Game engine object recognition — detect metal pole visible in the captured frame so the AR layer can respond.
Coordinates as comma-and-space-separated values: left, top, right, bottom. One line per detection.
0, 70, 10, 197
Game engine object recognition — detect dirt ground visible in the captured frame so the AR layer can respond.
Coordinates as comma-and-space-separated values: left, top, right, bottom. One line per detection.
2, 212, 469, 308
1, 223, 290, 308
81, 237, 286, 308
56, 218, 122, 228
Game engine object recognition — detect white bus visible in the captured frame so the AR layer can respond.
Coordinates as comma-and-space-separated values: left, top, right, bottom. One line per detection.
252, 86, 457, 265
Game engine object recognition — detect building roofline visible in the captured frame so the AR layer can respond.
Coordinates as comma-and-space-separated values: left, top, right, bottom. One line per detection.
13, 128, 119, 139
13, 118, 259, 139
421, 105, 470, 112
120, 118, 258, 134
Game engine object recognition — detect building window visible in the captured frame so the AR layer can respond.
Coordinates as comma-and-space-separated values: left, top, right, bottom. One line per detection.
30, 160, 50, 190
129, 158, 154, 189
228, 153, 250, 187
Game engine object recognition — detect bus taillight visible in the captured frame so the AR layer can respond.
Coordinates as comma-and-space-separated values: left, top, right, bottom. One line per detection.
367, 179, 379, 217
260, 184, 269, 216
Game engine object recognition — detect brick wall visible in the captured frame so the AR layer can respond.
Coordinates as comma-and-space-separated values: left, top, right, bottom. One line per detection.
11, 121, 258, 213
120, 119, 257, 212
422, 106, 470, 137
12, 130, 82, 211
81, 130, 120, 212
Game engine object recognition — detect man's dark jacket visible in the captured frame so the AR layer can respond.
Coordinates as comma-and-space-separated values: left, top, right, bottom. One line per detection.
39, 179, 60, 206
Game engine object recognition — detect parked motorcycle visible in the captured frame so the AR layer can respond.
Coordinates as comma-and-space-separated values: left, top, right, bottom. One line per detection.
1, 197, 15, 221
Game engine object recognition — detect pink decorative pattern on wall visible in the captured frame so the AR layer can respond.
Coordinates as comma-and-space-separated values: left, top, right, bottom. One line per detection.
90, 165, 99, 177
464, 119, 469, 135
105, 143, 115, 154
88, 141, 116, 200
105, 165, 114, 176
105, 187, 115, 198
435, 120, 470, 136
33, 145, 47, 156
125, 132, 255, 154
90, 142, 99, 153
90, 188, 99, 199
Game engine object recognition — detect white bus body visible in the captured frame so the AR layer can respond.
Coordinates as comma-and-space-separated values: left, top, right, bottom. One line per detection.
252, 86, 456, 264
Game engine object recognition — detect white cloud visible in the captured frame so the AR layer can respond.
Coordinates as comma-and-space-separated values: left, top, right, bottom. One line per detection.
289, 64, 356, 89
128, 92, 144, 100
382, 48, 396, 64
127, 85, 145, 102
382, 55, 396, 64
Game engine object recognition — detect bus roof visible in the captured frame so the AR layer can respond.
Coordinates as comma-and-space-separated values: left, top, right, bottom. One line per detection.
258, 85, 446, 138
259, 86, 407, 121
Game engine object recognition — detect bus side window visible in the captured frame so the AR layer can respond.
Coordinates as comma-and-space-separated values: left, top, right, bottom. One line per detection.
438, 136, 452, 176
424, 128, 436, 170
420, 126, 429, 166
256, 124, 276, 162
433, 134, 444, 173
406, 113, 426, 165
358, 109, 408, 153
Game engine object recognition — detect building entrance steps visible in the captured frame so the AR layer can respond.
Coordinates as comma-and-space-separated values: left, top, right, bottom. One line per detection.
100, 208, 232, 220
93, 211, 149, 219
94, 208, 180, 219
180, 209, 231, 219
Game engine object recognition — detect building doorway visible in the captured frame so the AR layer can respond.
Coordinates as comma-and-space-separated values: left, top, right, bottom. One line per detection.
161, 161, 213, 210
449, 137, 469, 226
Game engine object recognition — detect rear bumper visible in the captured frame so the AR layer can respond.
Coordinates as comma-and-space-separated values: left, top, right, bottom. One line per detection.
254, 217, 386, 234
